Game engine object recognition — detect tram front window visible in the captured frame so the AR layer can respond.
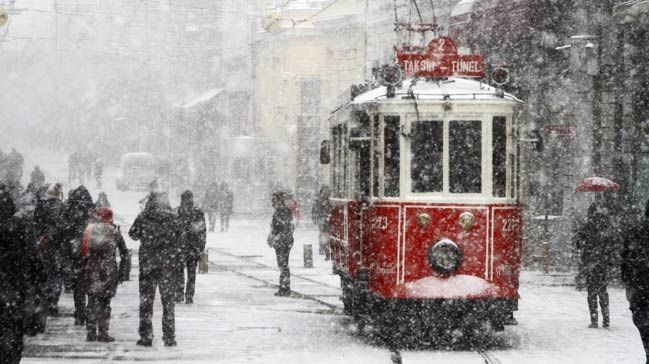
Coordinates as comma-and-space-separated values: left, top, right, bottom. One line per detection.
384, 116, 400, 197
449, 120, 482, 194
411, 120, 443, 193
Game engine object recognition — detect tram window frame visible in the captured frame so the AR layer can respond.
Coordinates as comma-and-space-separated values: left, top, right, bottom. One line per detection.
449, 120, 482, 194
384, 116, 401, 198
411, 120, 444, 193
492, 116, 507, 198
372, 115, 380, 198
349, 113, 371, 200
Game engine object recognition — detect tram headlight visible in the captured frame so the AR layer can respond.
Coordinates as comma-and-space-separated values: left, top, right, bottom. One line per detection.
458, 212, 475, 231
427, 239, 463, 274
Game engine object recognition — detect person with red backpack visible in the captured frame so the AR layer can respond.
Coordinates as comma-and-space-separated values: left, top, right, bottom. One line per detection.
79, 207, 129, 342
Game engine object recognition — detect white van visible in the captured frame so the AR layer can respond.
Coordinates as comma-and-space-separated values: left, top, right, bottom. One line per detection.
116, 153, 157, 191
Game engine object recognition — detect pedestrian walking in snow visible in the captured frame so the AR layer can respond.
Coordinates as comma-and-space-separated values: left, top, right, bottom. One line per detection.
575, 203, 616, 328
0, 184, 48, 364
219, 182, 233, 232
622, 199, 649, 364
80, 207, 128, 342
174, 190, 206, 304
33, 182, 66, 316
93, 158, 104, 189
203, 182, 220, 232
5, 148, 24, 185
95, 192, 111, 209
61, 185, 95, 325
30, 165, 45, 191
68, 152, 80, 184
311, 185, 331, 260
129, 191, 181, 347
267, 191, 294, 297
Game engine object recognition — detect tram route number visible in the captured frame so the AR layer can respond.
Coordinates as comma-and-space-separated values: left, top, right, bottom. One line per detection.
371, 216, 389, 230
502, 217, 521, 233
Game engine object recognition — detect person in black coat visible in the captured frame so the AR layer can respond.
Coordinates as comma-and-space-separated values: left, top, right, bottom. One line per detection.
129, 191, 181, 347
202, 182, 220, 232
0, 184, 48, 364
267, 191, 295, 297
61, 185, 95, 325
576, 203, 616, 328
622, 199, 649, 364
175, 190, 206, 304
33, 182, 66, 316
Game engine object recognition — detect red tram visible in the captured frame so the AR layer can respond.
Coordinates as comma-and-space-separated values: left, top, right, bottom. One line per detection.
322, 37, 524, 335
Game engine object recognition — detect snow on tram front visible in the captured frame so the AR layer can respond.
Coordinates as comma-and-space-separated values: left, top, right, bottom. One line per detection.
321, 37, 524, 337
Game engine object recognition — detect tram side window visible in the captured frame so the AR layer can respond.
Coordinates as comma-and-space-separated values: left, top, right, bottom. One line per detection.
449, 120, 482, 194
411, 120, 443, 193
384, 116, 400, 197
372, 116, 380, 198
493, 117, 507, 197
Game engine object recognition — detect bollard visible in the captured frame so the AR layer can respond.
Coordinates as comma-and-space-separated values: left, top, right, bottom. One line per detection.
541, 241, 550, 274
303, 244, 313, 268
199, 250, 209, 274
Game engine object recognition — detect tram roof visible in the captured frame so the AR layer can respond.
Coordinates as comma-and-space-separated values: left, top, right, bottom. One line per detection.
350, 77, 522, 105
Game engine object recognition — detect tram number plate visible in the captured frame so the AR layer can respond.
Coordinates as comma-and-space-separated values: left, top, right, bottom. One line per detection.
371, 216, 389, 230
502, 217, 521, 233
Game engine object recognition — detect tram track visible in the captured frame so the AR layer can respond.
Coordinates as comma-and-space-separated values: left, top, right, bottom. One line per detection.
208, 248, 505, 364
207, 247, 343, 312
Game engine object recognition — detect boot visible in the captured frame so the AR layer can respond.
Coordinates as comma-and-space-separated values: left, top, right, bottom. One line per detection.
602, 310, 610, 328
97, 308, 115, 342
136, 337, 152, 347
164, 338, 177, 347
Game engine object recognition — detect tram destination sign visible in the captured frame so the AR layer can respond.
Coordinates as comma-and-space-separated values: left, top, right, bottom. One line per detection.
396, 37, 485, 79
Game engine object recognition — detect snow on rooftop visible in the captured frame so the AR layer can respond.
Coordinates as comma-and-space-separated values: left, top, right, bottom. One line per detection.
351, 78, 521, 104
181, 88, 224, 109
450, 0, 476, 17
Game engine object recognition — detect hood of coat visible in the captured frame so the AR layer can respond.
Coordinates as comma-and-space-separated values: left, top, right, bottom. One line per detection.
180, 190, 194, 209
69, 185, 93, 205
145, 191, 172, 211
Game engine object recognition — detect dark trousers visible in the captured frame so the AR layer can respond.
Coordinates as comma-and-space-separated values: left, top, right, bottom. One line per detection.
73, 283, 86, 322
628, 290, 649, 363
207, 211, 217, 232
176, 258, 199, 300
86, 295, 111, 335
274, 246, 291, 293
46, 273, 64, 314
139, 266, 175, 341
0, 307, 24, 364
220, 214, 230, 232
587, 281, 609, 324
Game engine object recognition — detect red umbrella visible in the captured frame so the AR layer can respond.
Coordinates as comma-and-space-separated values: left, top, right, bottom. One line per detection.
575, 177, 621, 192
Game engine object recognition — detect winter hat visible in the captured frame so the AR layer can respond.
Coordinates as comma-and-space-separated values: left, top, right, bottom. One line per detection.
45, 182, 63, 201
93, 207, 113, 224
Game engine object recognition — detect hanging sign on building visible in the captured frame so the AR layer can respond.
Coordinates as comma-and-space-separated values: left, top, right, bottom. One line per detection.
546, 124, 577, 138
396, 37, 485, 78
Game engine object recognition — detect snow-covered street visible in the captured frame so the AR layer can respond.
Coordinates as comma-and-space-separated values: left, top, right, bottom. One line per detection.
17, 165, 648, 363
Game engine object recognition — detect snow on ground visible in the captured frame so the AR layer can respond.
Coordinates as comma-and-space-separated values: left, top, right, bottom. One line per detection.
17, 149, 649, 363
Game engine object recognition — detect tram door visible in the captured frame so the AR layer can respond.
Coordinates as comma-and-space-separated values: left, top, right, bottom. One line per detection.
349, 112, 372, 276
